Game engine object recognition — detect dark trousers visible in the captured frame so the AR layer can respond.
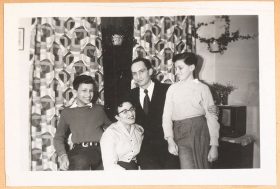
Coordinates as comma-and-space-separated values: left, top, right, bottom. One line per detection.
137, 138, 180, 170
68, 144, 103, 170
174, 116, 210, 169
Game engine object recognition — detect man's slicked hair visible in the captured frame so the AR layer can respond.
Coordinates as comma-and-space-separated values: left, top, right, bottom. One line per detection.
131, 57, 152, 70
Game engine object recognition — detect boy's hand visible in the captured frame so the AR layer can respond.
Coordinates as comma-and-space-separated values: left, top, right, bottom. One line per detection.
167, 137, 179, 156
208, 145, 218, 162
208, 105, 219, 116
59, 154, 69, 171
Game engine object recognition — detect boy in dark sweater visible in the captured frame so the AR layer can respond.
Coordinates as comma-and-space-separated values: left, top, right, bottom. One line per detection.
54, 75, 111, 170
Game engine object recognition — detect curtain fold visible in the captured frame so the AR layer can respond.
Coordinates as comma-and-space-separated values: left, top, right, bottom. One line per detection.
29, 17, 103, 171
133, 16, 196, 84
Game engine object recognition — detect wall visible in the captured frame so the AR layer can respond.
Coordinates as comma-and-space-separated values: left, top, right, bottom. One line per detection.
18, 18, 32, 171
19, 18, 32, 65
195, 16, 216, 82
196, 16, 260, 168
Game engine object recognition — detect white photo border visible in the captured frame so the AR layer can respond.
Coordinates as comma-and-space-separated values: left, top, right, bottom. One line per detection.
4, 1, 276, 186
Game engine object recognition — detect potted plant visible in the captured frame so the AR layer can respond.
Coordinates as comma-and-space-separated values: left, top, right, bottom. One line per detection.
209, 82, 237, 105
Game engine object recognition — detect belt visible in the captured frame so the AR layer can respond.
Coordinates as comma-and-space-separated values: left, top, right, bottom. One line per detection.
74, 142, 100, 148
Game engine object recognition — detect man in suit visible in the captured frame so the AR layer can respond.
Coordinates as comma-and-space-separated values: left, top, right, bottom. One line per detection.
129, 57, 180, 169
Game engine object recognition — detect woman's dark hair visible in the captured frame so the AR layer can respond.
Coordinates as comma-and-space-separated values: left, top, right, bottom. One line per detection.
172, 52, 197, 67
115, 98, 134, 115
72, 75, 99, 103
131, 57, 152, 70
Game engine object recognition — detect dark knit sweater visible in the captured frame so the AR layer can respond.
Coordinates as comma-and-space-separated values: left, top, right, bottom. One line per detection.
53, 104, 112, 156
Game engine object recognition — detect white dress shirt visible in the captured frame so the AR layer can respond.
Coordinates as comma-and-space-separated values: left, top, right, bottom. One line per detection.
162, 79, 220, 146
139, 81, 154, 108
100, 121, 144, 170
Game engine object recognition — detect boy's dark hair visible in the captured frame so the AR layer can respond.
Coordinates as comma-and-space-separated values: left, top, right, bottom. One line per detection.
131, 57, 152, 70
73, 75, 99, 103
172, 52, 198, 67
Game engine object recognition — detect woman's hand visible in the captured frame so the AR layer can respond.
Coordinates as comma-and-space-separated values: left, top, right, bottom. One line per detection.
167, 137, 179, 156
208, 145, 218, 162
59, 154, 69, 170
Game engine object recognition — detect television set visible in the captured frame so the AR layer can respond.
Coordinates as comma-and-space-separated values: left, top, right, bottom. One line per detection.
218, 105, 246, 138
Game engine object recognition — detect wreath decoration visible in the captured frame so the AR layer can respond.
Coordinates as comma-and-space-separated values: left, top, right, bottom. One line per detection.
194, 16, 257, 54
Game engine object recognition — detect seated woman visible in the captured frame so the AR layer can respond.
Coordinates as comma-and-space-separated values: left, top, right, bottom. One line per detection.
100, 99, 144, 170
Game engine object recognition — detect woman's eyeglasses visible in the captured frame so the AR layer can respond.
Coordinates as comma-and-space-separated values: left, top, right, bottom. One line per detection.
118, 107, 136, 115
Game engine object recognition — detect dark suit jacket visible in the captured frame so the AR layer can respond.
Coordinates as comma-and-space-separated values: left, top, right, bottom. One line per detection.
128, 81, 180, 169
129, 80, 170, 143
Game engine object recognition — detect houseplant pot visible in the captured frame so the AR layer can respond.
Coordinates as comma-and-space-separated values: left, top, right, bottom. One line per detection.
210, 82, 237, 105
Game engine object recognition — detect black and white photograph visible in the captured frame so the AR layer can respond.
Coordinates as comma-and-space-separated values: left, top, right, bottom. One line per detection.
4, 1, 276, 186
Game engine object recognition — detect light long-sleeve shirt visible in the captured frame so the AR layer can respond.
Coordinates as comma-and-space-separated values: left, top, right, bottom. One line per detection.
100, 122, 144, 170
162, 79, 220, 146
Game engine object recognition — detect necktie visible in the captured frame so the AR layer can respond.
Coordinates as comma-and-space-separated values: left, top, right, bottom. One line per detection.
143, 89, 150, 115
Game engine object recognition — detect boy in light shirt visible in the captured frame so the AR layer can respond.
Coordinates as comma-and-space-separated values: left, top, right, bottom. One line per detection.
162, 52, 220, 169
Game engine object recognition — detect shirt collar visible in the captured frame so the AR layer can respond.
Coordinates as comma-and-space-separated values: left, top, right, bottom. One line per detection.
116, 121, 135, 136
69, 100, 93, 108
139, 81, 154, 95
193, 78, 199, 83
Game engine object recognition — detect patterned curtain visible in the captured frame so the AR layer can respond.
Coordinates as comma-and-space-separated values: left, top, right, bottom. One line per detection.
133, 16, 196, 84
29, 17, 103, 171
